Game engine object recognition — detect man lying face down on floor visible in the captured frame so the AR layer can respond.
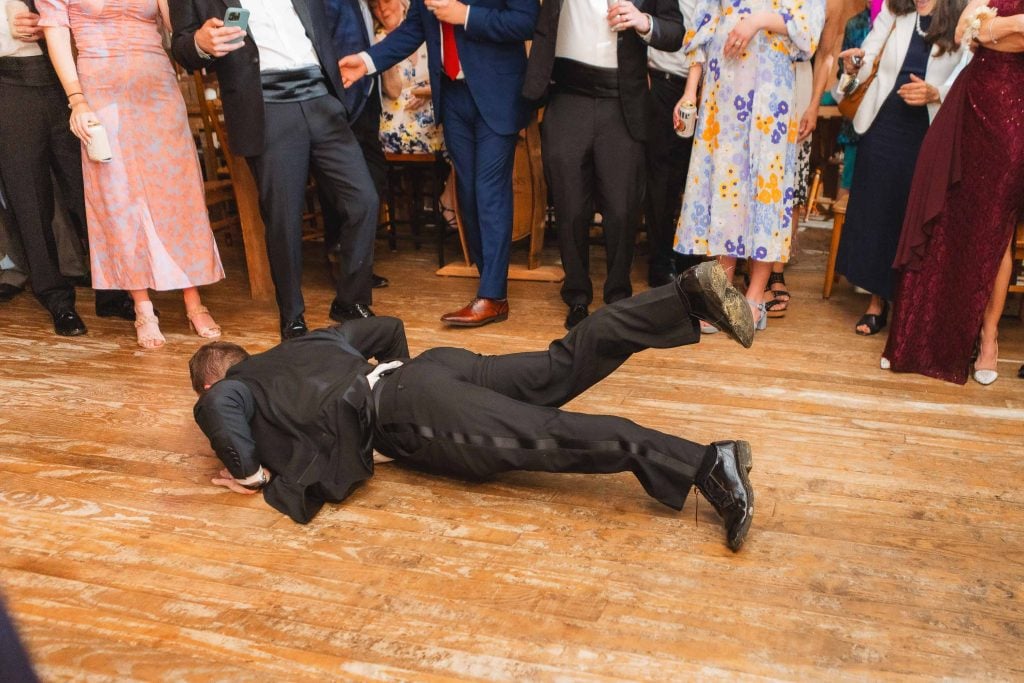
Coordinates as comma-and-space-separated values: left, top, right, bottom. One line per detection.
189, 263, 758, 551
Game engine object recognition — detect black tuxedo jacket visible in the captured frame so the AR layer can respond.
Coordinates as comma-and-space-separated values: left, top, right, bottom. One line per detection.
193, 318, 410, 523
170, 0, 347, 157
522, 0, 683, 141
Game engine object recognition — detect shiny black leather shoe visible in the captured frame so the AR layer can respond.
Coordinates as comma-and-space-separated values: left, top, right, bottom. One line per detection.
372, 273, 389, 289
675, 261, 755, 348
280, 316, 308, 340
95, 292, 137, 320
564, 304, 589, 330
52, 308, 87, 336
329, 302, 375, 323
696, 440, 754, 552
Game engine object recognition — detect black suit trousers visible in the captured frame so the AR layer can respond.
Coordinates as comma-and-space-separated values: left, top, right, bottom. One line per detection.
644, 73, 698, 279
542, 91, 645, 307
321, 91, 387, 252
247, 95, 378, 320
373, 283, 710, 510
0, 74, 80, 311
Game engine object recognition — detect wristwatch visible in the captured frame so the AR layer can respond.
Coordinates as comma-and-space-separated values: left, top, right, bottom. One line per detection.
239, 468, 270, 491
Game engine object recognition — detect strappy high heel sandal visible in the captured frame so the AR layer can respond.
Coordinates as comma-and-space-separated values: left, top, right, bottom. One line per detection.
855, 301, 888, 336
134, 311, 165, 349
748, 300, 768, 332
186, 305, 222, 339
764, 271, 790, 318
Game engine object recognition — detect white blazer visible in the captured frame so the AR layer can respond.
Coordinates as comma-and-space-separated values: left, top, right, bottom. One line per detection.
846, 5, 969, 135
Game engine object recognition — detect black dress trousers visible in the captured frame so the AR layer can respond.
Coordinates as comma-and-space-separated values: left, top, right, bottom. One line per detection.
373, 283, 711, 510
542, 91, 646, 307
247, 94, 378, 321
644, 70, 699, 282
0, 57, 82, 311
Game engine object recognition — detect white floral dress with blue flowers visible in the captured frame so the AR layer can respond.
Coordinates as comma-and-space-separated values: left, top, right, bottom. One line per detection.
673, 0, 825, 262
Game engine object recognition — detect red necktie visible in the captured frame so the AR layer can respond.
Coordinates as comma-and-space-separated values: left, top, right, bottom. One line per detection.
442, 22, 461, 80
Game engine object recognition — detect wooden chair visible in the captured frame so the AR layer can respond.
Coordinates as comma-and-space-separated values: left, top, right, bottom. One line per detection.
380, 151, 455, 268
822, 194, 847, 298
191, 72, 275, 301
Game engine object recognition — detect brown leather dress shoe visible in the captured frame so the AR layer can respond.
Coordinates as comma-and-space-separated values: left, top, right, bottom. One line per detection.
440, 297, 509, 327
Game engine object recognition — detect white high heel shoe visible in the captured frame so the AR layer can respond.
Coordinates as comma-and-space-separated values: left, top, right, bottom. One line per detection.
973, 368, 998, 385
880, 357, 891, 370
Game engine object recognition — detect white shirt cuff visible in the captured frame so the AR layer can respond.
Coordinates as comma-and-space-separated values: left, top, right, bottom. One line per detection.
194, 36, 213, 60
358, 51, 377, 75
464, 6, 471, 28
236, 466, 266, 486
638, 14, 654, 42
367, 360, 404, 389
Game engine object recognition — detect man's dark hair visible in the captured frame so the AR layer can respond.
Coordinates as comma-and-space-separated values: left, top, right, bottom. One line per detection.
886, 0, 966, 56
189, 341, 250, 394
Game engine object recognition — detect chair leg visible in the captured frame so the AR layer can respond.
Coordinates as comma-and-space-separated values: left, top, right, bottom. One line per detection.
823, 211, 845, 299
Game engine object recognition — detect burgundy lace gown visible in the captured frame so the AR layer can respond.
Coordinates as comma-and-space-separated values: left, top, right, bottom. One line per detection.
883, 0, 1024, 384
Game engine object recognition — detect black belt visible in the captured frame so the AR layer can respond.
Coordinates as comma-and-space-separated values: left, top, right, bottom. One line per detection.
648, 68, 686, 86
551, 57, 619, 98
260, 66, 329, 103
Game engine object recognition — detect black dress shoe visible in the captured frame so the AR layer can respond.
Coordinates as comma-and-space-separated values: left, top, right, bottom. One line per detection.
564, 304, 589, 330
372, 273, 389, 289
280, 316, 308, 340
95, 292, 137, 320
52, 308, 87, 336
0, 283, 24, 302
696, 440, 754, 552
329, 302, 375, 323
675, 261, 755, 348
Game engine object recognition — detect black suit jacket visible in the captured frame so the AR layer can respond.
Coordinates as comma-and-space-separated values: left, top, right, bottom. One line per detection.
193, 318, 410, 523
522, 0, 683, 140
170, 0, 347, 157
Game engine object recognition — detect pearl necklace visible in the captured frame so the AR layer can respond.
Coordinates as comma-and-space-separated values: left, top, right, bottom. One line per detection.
915, 11, 930, 38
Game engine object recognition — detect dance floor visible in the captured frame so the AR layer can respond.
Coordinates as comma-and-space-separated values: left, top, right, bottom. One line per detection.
1, 232, 1022, 680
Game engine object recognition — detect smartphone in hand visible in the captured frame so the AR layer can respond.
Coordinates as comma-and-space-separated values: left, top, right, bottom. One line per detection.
223, 7, 249, 43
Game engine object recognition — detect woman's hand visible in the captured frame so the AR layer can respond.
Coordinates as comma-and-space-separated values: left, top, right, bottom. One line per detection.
723, 14, 762, 59
897, 74, 939, 105
956, 0, 990, 43
405, 94, 429, 111
838, 47, 866, 74
607, 1, 651, 34
798, 103, 818, 142
69, 101, 98, 144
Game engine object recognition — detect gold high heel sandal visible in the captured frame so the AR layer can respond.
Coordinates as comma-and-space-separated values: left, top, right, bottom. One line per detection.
186, 305, 222, 339
134, 312, 165, 349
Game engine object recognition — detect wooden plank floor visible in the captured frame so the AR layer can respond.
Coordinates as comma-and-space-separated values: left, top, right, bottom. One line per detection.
1, 232, 1022, 681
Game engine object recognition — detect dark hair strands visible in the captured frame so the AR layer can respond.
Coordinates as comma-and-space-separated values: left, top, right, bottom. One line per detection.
886, 0, 967, 55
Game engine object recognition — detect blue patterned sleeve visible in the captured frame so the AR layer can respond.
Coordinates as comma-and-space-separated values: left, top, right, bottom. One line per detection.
778, 0, 826, 60
683, 0, 722, 63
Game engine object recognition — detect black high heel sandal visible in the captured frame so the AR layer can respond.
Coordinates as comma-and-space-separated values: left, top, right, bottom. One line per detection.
855, 301, 889, 336
764, 271, 790, 318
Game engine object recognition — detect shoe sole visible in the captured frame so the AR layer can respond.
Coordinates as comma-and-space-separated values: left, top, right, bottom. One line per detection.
443, 313, 508, 328
729, 440, 755, 552
697, 263, 756, 349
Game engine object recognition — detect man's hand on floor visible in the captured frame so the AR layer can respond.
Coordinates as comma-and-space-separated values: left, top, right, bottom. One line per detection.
211, 468, 263, 495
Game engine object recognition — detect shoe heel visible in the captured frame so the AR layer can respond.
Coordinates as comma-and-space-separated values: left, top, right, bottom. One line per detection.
753, 302, 768, 331
736, 440, 753, 474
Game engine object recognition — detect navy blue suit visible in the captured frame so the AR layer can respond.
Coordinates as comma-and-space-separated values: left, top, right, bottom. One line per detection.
365, 0, 538, 300
324, 0, 374, 121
